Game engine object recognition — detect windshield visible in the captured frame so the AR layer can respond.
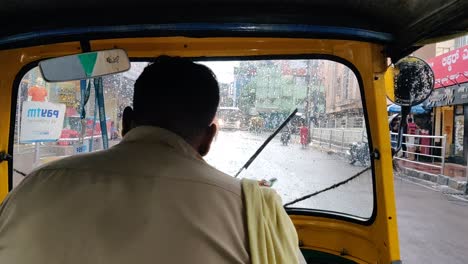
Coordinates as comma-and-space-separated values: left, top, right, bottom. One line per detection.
13, 59, 373, 220
218, 108, 241, 118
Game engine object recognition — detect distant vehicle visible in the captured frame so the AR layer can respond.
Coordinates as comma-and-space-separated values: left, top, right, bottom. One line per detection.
249, 116, 264, 134
280, 129, 291, 146
216, 107, 242, 130
346, 135, 370, 166
346, 141, 370, 166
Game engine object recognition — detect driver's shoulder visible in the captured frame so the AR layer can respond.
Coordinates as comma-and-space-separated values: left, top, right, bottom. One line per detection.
19, 149, 117, 186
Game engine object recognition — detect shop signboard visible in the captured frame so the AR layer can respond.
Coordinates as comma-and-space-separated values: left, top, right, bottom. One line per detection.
427, 82, 468, 108
426, 44, 468, 89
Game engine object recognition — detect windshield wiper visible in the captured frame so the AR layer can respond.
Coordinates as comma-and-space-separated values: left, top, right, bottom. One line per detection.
283, 166, 371, 207
233, 106, 371, 207
235, 108, 298, 178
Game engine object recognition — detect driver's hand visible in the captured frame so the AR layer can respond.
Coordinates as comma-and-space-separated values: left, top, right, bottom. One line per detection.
258, 179, 271, 187
258, 178, 277, 187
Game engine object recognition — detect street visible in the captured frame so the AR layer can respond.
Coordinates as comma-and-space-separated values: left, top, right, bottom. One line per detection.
395, 177, 468, 264
11, 130, 468, 263
206, 130, 374, 218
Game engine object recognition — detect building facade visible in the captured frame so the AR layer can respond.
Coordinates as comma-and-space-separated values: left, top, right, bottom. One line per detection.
321, 61, 363, 129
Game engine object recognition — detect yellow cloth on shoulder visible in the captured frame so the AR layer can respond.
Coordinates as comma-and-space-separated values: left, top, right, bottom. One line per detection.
242, 178, 299, 264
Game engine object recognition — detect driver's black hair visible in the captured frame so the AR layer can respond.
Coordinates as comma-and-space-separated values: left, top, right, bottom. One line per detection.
133, 56, 220, 139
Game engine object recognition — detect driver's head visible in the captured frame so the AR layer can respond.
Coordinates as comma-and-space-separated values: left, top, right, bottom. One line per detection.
122, 56, 220, 156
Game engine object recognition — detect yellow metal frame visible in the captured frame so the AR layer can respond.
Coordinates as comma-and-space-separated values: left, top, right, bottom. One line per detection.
0, 37, 399, 263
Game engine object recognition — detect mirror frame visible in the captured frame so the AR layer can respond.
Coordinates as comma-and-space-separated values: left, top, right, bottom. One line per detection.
38, 49, 130, 82
387, 56, 435, 107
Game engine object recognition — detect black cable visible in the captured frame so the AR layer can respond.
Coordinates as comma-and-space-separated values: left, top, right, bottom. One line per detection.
284, 167, 371, 207
13, 169, 27, 177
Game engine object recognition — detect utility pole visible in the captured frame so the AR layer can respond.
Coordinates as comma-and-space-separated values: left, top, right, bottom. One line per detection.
464, 105, 468, 195
305, 60, 311, 128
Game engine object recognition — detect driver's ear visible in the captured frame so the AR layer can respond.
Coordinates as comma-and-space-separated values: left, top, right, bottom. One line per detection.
198, 123, 218, 156
122, 106, 135, 137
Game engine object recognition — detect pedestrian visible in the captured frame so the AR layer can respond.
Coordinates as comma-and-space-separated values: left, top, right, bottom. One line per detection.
300, 122, 309, 148
390, 117, 399, 148
406, 117, 420, 160
110, 121, 119, 140
0, 56, 301, 264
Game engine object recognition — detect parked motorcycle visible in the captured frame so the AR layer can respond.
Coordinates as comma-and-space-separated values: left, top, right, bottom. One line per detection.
346, 141, 370, 166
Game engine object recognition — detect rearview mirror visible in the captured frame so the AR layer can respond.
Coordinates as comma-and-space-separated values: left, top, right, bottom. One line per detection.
387, 56, 435, 106
386, 56, 435, 157
39, 49, 130, 82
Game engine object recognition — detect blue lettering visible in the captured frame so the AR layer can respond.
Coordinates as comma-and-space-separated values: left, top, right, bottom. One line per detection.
76, 145, 87, 153
27, 107, 60, 118
27, 108, 37, 118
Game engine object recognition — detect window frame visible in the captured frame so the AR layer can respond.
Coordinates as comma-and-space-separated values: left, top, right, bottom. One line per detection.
10, 54, 377, 225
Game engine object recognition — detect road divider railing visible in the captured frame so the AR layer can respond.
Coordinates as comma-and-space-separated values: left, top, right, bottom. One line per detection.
309, 128, 367, 153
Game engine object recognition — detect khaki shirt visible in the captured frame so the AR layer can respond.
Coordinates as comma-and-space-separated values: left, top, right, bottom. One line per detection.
0, 126, 250, 264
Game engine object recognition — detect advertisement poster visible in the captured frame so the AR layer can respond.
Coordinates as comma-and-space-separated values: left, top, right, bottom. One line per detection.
454, 115, 464, 156
20, 101, 66, 143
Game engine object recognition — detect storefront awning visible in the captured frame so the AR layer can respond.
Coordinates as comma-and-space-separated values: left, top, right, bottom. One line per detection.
387, 104, 428, 114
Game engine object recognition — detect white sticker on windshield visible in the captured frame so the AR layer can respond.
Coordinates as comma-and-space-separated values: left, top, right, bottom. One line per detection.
20, 101, 66, 143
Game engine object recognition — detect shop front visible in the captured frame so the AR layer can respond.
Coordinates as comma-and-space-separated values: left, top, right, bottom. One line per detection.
426, 45, 468, 164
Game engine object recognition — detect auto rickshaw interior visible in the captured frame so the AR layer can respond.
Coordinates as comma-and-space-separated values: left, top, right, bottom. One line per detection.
0, 1, 466, 263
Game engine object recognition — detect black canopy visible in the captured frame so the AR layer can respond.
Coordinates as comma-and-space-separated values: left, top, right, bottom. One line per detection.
0, 0, 466, 58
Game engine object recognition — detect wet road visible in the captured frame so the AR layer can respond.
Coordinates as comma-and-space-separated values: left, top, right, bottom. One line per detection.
210, 131, 468, 263
395, 177, 468, 264
206, 130, 374, 218
12, 130, 468, 263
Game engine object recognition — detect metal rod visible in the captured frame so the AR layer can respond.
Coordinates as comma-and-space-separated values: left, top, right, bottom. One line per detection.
319, 129, 323, 146
390, 132, 446, 139
398, 142, 443, 148
234, 108, 298, 178
431, 137, 435, 163
398, 150, 442, 159
441, 134, 447, 175
341, 130, 345, 152
33, 143, 40, 167
393, 157, 443, 169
